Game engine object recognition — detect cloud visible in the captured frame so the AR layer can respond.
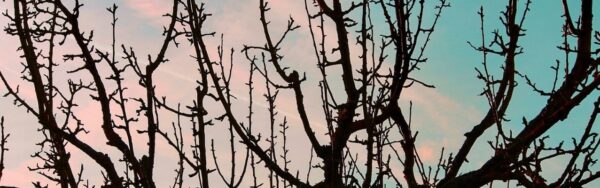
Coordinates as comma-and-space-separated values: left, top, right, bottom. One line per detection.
0, 0, 488, 187
2, 158, 40, 186
122, 0, 171, 25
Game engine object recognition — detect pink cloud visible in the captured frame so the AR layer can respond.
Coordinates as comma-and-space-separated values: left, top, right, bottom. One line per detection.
416, 143, 436, 163
2, 158, 37, 186
0, 0, 489, 187
123, 0, 172, 26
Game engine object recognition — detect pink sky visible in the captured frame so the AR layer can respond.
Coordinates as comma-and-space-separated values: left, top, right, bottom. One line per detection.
0, 0, 485, 187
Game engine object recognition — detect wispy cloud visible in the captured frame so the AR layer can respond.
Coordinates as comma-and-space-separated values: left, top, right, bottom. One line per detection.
122, 0, 172, 26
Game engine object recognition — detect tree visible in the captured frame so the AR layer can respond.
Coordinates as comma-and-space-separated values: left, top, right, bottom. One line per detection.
0, 0, 599, 187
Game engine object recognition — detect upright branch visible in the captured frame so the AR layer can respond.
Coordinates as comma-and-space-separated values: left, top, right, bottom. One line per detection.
443, 0, 523, 182
0, 117, 7, 183
184, 0, 310, 187
4, 0, 118, 186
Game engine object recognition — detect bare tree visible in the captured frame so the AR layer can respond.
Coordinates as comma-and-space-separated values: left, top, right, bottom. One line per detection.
1, 0, 599, 187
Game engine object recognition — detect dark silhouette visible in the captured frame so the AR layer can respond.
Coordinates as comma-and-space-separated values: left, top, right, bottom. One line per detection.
0, 116, 7, 183
0, 0, 599, 187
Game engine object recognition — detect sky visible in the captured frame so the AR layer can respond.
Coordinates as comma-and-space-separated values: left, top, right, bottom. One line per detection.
0, 0, 599, 187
